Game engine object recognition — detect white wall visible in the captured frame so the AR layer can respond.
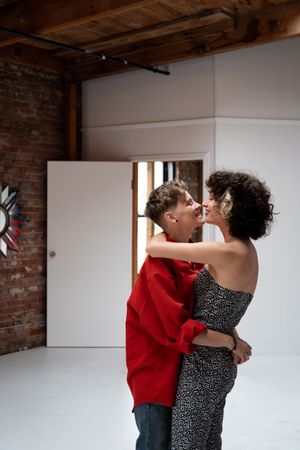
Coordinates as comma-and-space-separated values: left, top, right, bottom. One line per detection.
82, 57, 215, 163
82, 57, 216, 243
83, 57, 215, 127
215, 120, 300, 355
82, 37, 300, 355
213, 39, 300, 354
215, 38, 300, 119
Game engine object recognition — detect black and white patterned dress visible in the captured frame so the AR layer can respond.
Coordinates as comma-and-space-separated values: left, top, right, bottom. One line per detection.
171, 266, 253, 450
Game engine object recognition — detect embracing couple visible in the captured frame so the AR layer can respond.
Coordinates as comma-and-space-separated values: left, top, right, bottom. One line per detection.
126, 170, 274, 450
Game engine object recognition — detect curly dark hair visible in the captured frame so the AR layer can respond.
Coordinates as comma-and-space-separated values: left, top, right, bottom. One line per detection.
144, 180, 188, 228
206, 171, 274, 240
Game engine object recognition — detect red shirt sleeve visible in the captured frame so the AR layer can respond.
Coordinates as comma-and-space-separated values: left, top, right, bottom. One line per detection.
139, 258, 206, 354
177, 319, 207, 354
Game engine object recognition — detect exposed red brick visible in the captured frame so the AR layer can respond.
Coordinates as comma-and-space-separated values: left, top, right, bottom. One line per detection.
176, 161, 203, 242
0, 60, 82, 355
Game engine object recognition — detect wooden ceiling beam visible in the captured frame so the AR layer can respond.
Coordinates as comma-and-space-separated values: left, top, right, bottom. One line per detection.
0, 43, 66, 72
0, 0, 297, 77
225, 0, 300, 48
68, 0, 300, 81
0, 0, 157, 48
67, 18, 234, 65
163, 0, 240, 10
67, 39, 207, 81
53, 10, 232, 58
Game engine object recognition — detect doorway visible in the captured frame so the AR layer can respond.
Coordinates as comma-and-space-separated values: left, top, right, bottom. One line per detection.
132, 160, 203, 284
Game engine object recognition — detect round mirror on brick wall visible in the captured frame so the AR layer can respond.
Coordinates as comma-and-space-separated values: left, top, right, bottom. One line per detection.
0, 184, 28, 256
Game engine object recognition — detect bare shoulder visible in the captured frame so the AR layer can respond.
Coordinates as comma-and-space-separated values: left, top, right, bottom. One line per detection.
215, 240, 243, 254
228, 239, 258, 272
212, 240, 253, 267
228, 239, 255, 255
202, 241, 240, 266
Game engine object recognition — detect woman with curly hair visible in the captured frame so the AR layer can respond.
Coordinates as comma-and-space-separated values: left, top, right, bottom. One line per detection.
146, 170, 274, 450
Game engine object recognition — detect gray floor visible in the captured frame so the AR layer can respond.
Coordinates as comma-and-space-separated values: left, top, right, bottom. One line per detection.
0, 348, 299, 450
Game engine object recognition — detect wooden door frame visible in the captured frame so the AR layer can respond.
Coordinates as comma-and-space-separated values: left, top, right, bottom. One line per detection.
131, 152, 212, 286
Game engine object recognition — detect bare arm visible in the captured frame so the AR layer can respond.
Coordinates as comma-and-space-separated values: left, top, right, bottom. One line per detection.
193, 328, 252, 365
193, 329, 234, 349
146, 232, 235, 267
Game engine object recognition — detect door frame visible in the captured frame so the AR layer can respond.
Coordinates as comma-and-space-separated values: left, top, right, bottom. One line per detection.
129, 152, 214, 285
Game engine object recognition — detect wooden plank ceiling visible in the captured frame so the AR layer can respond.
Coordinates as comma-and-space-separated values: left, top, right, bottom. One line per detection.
0, 0, 299, 80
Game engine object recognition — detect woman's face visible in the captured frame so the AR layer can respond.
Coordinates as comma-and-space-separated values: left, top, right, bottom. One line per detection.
202, 194, 223, 225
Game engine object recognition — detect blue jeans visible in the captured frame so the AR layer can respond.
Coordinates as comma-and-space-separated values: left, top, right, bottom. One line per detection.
134, 403, 172, 450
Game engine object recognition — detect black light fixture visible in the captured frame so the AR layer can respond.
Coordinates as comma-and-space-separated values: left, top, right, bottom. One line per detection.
0, 26, 170, 76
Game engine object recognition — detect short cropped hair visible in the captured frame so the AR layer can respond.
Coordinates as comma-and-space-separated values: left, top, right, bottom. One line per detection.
144, 180, 188, 228
206, 171, 274, 240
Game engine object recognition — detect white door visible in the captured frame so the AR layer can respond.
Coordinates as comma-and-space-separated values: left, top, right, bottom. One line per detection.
47, 162, 132, 347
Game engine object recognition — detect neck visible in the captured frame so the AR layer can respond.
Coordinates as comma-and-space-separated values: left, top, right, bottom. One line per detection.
219, 223, 246, 244
167, 227, 193, 243
217, 222, 233, 243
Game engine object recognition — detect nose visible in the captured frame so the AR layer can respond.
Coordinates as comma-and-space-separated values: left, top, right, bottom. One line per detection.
193, 200, 201, 211
202, 200, 208, 208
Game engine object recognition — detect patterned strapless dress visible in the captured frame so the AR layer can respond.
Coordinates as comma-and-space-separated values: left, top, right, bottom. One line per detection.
171, 266, 253, 450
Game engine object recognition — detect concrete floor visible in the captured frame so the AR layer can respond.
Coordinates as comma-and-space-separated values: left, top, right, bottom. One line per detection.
0, 348, 299, 450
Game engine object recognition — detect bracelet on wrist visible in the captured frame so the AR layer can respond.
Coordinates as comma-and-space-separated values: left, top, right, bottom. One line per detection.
231, 335, 237, 352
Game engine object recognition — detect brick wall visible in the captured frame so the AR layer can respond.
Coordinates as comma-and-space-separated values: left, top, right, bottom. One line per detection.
0, 60, 81, 355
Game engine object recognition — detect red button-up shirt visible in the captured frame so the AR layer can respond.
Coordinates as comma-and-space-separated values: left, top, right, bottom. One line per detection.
126, 242, 206, 408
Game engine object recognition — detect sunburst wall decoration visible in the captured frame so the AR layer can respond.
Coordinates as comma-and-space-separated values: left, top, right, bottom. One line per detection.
0, 184, 28, 256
